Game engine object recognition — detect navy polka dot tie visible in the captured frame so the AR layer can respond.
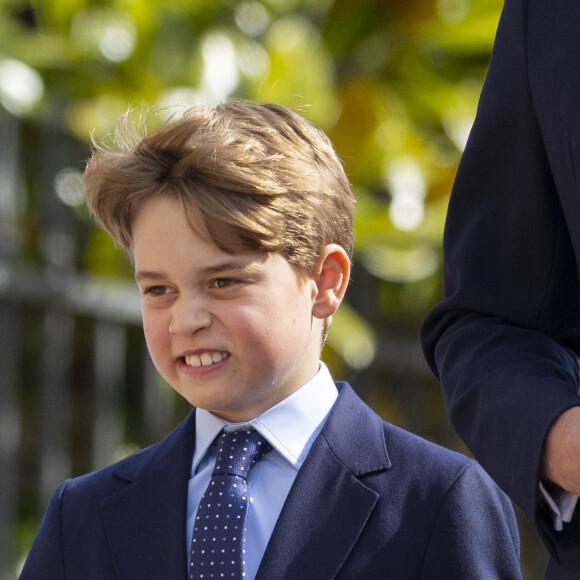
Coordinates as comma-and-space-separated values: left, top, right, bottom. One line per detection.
189, 429, 272, 579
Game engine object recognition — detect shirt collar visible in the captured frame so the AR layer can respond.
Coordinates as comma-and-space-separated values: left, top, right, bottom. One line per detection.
191, 362, 338, 473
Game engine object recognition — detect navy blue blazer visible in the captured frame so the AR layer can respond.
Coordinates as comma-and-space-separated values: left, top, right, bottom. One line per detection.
421, 0, 580, 576
20, 382, 520, 579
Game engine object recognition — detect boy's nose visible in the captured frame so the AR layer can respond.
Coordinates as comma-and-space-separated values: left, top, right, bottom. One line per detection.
169, 296, 212, 335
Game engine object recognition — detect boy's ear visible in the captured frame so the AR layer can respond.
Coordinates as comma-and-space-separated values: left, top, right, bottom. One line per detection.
311, 244, 350, 319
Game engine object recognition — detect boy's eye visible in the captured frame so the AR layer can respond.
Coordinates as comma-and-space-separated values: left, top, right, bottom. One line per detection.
143, 285, 174, 296
212, 278, 240, 289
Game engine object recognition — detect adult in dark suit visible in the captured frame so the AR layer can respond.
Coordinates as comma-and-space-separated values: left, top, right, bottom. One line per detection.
421, 0, 580, 577
20, 383, 520, 580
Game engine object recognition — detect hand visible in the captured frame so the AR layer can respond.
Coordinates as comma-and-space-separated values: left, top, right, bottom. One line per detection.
543, 406, 580, 495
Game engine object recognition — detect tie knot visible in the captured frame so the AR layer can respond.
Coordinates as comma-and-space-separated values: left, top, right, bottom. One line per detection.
212, 429, 271, 478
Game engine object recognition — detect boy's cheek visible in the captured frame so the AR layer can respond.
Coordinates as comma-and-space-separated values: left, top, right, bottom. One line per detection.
142, 316, 171, 354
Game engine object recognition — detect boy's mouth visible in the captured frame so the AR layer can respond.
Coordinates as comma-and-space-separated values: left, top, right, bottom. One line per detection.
184, 352, 230, 368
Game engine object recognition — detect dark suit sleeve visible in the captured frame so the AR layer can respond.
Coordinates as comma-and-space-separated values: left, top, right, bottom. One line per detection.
19, 482, 67, 579
421, 0, 580, 554
420, 463, 521, 580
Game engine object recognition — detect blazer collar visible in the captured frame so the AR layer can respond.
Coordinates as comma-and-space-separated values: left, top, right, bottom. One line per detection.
257, 382, 391, 580
100, 410, 197, 580
321, 381, 391, 474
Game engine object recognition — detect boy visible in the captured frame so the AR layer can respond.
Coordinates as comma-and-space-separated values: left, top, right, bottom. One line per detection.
20, 101, 521, 579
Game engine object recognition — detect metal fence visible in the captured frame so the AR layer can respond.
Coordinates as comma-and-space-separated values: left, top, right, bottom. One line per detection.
0, 111, 183, 578
0, 265, 185, 578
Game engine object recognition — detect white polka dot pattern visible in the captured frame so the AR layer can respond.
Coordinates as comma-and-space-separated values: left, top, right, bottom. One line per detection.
189, 429, 271, 579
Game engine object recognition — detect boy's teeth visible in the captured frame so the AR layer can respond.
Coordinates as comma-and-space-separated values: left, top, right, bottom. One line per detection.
185, 352, 226, 367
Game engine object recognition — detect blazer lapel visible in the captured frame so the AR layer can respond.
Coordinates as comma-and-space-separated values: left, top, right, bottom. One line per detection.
257, 383, 391, 580
100, 411, 197, 580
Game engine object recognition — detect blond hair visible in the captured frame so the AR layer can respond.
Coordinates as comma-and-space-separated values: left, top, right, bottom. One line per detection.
84, 101, 354, 278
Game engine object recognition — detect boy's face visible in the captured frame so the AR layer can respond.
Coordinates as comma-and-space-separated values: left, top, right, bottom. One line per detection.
133, 196, 324, 422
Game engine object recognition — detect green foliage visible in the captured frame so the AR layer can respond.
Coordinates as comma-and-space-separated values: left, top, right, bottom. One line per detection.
0, 0, 506, 400
0, 0, 506, 373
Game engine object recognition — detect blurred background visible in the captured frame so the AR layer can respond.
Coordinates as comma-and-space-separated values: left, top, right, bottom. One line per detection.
0, 0, 546, 577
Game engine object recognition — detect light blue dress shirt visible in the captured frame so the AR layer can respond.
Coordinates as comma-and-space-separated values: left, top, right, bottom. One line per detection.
186, 362, 338, 580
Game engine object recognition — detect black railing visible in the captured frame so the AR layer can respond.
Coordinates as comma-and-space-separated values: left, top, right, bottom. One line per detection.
0, 268, 181, 578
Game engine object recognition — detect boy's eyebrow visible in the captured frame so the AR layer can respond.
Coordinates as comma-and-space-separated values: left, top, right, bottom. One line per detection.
134, 258, 264, 282
134, 270, 167, 282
